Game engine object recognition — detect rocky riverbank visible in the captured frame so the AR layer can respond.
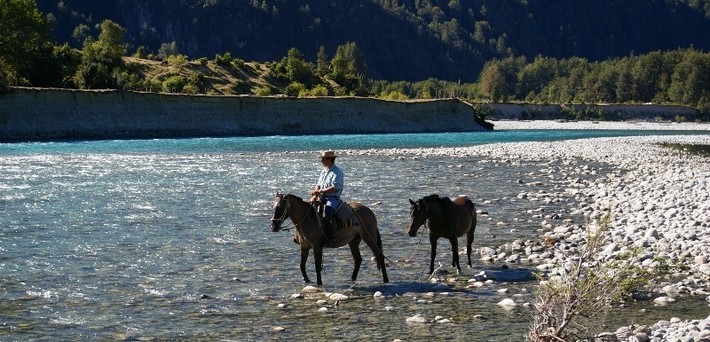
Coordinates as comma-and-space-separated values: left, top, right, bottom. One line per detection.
490, 119, 710, 131
487, 103, 703, 122
342, 123, 709, 340
467, 134, 709, 340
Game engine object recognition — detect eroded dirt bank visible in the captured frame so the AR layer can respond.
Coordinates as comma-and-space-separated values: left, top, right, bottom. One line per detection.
0, 88, 488, 142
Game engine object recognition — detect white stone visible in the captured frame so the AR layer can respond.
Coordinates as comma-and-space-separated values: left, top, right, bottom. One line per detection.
497, 298, 516, 309
406, 314, 427, 324
302, 285, 320, 293
329, 293, 349, 301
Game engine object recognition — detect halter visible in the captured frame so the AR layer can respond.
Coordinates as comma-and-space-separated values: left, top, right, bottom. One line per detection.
272, 194, 313, 230
417, 199, 431, 230
271, 198, 290, 227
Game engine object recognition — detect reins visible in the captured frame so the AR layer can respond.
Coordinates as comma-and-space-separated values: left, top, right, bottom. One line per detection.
404, 205, 429, 263
274, 195, 314, 231
403, 201, 447, 281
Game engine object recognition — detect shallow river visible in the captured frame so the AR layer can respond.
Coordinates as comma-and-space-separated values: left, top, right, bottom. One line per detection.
1, 131, 707, 341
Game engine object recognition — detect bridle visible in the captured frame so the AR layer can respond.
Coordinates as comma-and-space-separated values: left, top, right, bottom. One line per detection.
271, 200, 289, 227
418, 200, 430, 227
272, 194, 313, 230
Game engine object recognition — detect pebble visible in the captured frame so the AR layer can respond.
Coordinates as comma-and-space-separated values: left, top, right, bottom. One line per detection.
497, 298, 517, 309
351, 127, 710, 337
329, 293, 349, 301
405, 314, 427, 324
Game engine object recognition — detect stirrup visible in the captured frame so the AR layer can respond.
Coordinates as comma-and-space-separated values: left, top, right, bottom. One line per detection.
323, 219, 336, 242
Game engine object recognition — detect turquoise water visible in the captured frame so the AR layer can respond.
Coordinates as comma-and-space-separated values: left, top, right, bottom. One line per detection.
1, 129, 706, 154
1, 129, 708, 341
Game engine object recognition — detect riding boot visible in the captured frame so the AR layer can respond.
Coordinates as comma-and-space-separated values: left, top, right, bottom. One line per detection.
323, 214, 337, 243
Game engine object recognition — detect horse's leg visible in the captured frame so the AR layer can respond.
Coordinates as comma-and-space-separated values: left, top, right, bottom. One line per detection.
466, 228, 474, 268
449, 237, 461, 274
429, 235, 438, 275
348, 235, 363, 281
300, 247, 311, 283
314, 246, 324, 286
359, 225, 389, 283
376, 231, 389, 283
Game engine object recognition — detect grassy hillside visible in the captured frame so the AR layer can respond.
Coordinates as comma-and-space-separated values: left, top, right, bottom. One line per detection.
124, 57, 281, 95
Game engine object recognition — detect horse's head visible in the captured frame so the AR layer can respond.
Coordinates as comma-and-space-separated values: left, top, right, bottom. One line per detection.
407, 198, 428, 237
270, 193, 290, 232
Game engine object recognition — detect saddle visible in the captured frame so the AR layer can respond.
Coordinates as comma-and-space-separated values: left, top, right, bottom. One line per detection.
313, 200, 356, 229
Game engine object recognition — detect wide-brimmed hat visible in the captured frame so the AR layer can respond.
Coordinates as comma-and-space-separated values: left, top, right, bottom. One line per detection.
319, 151, 337, 159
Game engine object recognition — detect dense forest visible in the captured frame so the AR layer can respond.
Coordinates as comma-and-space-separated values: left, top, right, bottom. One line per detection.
1, 0, 709, 117
33, 0, 710, 82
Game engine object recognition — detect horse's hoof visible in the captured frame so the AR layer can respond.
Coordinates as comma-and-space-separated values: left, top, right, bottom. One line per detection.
303, 279, 311, 283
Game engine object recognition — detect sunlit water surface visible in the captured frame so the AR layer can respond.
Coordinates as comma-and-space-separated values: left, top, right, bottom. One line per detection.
2, 130, 708, 341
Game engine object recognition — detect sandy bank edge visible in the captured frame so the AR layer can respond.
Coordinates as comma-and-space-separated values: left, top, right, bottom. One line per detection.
490, 120, 710, 131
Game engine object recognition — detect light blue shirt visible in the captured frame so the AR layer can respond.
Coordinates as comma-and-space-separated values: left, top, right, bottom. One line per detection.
316, 164, 344, 198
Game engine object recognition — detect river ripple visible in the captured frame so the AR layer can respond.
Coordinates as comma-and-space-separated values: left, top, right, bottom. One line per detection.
0, 149, 704, 340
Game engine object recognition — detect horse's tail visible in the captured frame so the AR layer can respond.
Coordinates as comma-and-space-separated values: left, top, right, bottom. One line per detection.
470, 202, 477, 233
377, 230, 384, 255
376, 230, 387, 270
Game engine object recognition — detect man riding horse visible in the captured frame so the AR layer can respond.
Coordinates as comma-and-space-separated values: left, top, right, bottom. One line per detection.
310, 151, 343, 243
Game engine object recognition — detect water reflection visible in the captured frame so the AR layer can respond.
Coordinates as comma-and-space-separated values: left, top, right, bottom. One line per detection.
660, 142, 710, 156
1, 149, 706, 341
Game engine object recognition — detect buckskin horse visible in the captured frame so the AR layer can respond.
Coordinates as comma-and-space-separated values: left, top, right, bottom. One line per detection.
407, 194, 477, 275
270, 192, 389, 286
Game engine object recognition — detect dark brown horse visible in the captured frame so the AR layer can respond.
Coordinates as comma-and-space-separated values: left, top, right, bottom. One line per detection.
407, 194, 477, 274
270, 192, 389, 286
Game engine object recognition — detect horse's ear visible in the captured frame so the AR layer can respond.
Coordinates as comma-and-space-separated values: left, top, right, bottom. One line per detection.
409, 199, 415, 205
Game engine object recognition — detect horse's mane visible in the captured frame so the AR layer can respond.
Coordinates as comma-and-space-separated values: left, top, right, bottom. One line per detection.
284, 193, 303, 201
280, 193, 309, 205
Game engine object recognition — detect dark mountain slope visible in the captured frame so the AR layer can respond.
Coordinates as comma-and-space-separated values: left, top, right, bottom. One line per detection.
37, 0, 710, 82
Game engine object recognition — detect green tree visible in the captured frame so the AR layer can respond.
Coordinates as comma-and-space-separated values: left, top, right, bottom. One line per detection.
478, 61, 508, 102
158, 41, 179, 60
316, 45, 329, 77
592, 63, 619, 103
632, 51, 664, 102
615, 59, 635, 103
214, 52, 234, 67
473, 21, 491, 44
331, 42, 367, 95
284, 48, 313, 84
74, 20, 127, 89
285, 81, 306, 96
0, 0, 51, 85
72, 24, 91, 46
478, 57, 524, 102
668, 50, 710, 107
162, 74, 186, 93
30, 42, 81, 88
517, 56, 557, 100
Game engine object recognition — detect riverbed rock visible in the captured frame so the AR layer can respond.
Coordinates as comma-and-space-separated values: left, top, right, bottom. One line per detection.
474, 269, 536, 282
